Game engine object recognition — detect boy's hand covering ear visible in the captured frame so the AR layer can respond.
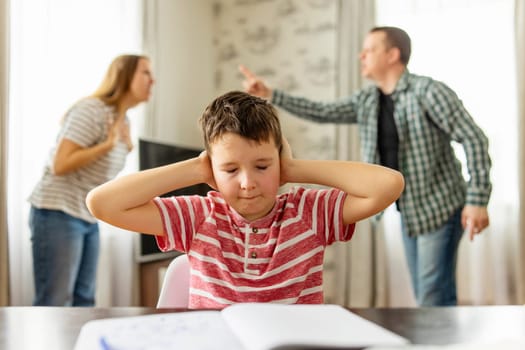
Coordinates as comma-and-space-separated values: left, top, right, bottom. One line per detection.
198, 151, 218, 190
280, 137, 293, 160
279, 137, 293, 186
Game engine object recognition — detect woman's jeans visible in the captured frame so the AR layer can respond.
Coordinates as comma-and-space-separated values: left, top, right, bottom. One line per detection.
401, 207, 463, 306
29, 206, 99, 306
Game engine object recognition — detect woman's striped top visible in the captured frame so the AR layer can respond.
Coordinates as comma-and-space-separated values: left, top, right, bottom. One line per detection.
28, 97, 129, 223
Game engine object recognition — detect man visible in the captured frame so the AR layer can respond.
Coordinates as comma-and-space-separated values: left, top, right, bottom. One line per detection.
239, 26, 491, 306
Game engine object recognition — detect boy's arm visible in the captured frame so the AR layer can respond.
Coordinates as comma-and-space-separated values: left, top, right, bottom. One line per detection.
283, 158, 404, 225
86, 154, 213, 236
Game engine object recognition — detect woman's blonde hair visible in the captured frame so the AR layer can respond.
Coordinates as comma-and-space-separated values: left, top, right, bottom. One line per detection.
91, 54, 149, 106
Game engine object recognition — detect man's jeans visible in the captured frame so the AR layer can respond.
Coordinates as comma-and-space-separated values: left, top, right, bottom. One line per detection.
29, 207, 99, 306
401, 207, 463, 306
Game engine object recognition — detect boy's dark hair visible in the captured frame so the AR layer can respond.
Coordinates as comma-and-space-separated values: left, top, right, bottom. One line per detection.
370, 26, 411, 66
199, 91, 283, 153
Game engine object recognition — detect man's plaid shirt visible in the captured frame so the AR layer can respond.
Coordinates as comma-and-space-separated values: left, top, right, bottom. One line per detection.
272, 70, 492, 236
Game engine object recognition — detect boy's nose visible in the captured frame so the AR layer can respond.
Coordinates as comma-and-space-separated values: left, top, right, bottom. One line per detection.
240, 173, 256, 190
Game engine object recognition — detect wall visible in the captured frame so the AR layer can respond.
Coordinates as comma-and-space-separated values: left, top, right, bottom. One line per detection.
142, 0, 216, 147
145, 0, 339, 159
213, 0, 338, 160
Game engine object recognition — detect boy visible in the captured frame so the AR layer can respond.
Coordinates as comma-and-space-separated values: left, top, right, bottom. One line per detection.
86, 91, 404, 309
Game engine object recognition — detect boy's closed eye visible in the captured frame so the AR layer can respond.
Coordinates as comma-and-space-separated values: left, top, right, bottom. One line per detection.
223, 165, 268, 173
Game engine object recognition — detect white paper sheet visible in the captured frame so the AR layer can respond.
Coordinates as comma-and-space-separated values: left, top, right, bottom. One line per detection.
74, 304, 410, 350
74, 311, 244, 350
223, 303, 409, 350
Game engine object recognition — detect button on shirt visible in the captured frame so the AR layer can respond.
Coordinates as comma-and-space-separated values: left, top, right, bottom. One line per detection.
245, 227, 262, 264
271, 70, 492, 236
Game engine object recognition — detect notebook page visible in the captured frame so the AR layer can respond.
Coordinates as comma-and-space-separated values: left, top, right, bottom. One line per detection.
74, 311, 244, 350
221, 303, 410, 350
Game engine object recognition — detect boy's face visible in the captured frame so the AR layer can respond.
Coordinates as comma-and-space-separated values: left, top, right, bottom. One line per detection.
209, 132, 280, 222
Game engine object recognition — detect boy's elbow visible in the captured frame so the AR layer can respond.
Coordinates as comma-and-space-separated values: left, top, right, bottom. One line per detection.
85, 188, 105, 219
370, 170, 404, 215
389, 170, 405, 202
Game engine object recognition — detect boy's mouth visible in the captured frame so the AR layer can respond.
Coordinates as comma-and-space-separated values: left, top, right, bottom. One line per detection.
240, 195, 258, 200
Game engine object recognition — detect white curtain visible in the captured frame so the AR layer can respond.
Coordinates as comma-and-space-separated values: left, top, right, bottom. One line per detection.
516, 0, 525, 305
328, 0, 386, 307
0, 0, 10, 306
8, 0, 143, 306
376, 0, 519, 305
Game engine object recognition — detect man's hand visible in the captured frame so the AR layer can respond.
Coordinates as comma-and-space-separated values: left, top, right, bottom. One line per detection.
239, 65, 273, 99
461, 205, 489, 241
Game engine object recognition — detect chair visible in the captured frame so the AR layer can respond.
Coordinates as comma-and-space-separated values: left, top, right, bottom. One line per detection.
156, 254, 190, 308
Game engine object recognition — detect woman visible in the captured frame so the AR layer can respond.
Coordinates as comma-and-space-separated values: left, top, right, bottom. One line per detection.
28, 54, 154, 306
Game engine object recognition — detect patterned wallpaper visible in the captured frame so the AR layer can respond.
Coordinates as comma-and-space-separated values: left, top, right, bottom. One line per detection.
212, 0, 339, 160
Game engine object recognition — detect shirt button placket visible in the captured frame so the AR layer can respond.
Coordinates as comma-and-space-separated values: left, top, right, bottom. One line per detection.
250, 227, 258, 258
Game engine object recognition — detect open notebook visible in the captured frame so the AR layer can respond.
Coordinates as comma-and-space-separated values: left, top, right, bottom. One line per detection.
74, 303, 409, 350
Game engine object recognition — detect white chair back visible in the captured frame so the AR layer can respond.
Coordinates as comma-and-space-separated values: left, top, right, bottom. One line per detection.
156, 254, 190, 308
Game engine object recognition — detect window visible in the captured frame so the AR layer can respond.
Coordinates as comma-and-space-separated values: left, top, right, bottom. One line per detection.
376, 0, 518, 304
8, 0, 143, 305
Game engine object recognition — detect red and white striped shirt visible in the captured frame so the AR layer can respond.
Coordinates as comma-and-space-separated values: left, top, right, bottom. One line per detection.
154, 186, 355, 309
